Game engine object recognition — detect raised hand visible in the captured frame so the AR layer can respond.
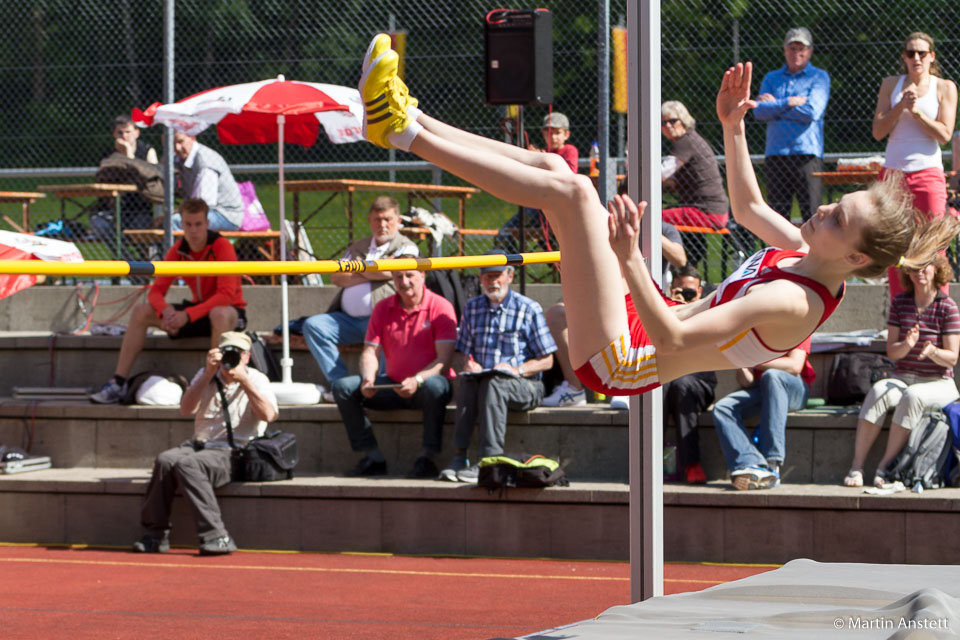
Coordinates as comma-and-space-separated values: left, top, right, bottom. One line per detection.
716, 62, 757, 128
607, 194, 646, 266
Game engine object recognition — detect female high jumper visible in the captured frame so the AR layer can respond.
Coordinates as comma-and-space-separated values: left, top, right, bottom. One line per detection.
357, 34, 960, 397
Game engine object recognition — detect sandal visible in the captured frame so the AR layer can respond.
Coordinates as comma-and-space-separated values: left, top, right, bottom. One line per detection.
843, 469, 864, 487
873, 469, 889, 488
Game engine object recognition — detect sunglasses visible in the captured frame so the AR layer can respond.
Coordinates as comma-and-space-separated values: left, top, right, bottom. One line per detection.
903, 49, 931, 60
672, 287, 698, 302
661, 118, 680, 126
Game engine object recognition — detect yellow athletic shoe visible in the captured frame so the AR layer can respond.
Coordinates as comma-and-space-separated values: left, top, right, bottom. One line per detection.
361, 49, 418, 149
359, 33, 393, 95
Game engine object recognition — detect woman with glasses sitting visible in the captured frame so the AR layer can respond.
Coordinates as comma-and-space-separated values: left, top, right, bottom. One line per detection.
873, 31, 957, 296
660, 100, 730, 231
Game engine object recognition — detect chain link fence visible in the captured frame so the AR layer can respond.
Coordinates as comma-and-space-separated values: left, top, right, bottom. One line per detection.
1, 1, 958, 283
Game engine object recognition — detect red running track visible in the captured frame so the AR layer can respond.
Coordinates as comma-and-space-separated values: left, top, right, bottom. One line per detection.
0, 545, 775, 639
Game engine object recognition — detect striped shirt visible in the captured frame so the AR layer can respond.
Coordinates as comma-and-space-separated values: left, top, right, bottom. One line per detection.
889, 291, 960, 379
456, 290, 557, 374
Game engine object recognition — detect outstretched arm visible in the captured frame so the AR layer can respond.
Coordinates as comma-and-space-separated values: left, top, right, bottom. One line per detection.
609, 195, 813, 353
717, 63, 805, 251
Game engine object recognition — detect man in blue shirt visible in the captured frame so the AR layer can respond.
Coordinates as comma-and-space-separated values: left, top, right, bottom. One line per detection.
753, 27, 830, 222
438, 251, 557, 482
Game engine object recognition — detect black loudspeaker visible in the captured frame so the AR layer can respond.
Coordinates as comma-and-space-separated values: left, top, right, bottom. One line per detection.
484, 9, 553, 105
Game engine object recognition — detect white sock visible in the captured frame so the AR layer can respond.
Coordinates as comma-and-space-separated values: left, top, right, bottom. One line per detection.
388, 119, 423, 151
408, 105, 422, 121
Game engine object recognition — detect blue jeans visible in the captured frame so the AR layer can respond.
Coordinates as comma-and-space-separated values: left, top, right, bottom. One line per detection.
711, 368, 809, 471
302, 311, 369, 383
332, 374, 452, 453
171, 209, 240, 231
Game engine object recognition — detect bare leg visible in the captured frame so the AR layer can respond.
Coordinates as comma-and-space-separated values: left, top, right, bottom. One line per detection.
115, 303, 162, 377
408, 124, 627, 368
417, 113, 572, 174
545, 303, 582, 389
876, 422, 911, 472
849, 417, 882, 472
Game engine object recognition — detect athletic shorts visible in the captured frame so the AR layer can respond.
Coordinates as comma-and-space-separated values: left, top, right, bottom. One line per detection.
168, 300, 247, 340
574, 290, 681, 397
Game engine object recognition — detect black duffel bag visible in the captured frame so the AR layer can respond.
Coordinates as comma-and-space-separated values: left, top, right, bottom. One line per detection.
214, 378, 297, 482
232, 430, 298, 482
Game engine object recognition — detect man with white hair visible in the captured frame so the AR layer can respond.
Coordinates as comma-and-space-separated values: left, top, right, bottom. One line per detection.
754, 27, 831, 222
438, 250, 557, 482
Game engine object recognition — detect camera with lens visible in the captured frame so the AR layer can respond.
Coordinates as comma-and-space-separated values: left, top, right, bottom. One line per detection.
220, 346, 243, 370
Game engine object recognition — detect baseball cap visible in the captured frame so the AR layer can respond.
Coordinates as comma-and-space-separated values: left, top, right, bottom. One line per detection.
219, 331, 251, 352
542, 112, 570, 130
784, 27, 813, 47
480, 249, 510, 274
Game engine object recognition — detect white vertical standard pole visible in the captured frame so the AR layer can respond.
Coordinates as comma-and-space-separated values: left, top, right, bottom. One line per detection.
627, 0, 663, 602
278, 112, 294, 385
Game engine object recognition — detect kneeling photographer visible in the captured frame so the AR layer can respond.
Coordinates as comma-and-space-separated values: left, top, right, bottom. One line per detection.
132, 331, 279, 556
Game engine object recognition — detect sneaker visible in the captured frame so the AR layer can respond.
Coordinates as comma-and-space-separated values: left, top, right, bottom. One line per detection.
131, 534, 169, 553
345, 456, 387, 477
456, 463, 480, 483
360, 33, 394, 87
438, 455, 468, 482
317, 384, 335, 404
359, 44, 417, 148
684, 462, 707, 485
609, 396, 629, 410
730, 466, 779, 491
542, 381, 587, 407
407, 456, 439, 479
198, 535, 237, 556
90, 378, 127, 404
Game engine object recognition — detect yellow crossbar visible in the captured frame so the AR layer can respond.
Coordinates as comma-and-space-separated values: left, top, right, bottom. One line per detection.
0, 251, 561, 277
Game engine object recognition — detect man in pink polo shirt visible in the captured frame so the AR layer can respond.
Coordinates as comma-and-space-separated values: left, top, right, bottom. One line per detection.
331, 269, 458, 478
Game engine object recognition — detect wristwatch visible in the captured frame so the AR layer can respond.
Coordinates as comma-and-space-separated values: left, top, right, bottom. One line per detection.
415, 374, 424, 387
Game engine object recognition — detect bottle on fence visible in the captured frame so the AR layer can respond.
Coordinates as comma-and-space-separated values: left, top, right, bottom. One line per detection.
589, 141, 600, 177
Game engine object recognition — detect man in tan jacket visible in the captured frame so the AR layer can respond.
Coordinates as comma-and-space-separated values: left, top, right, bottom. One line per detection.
302, 196, 419, 390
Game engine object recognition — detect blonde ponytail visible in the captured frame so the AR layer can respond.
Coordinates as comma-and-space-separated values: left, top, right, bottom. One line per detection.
852, 172, 960, 277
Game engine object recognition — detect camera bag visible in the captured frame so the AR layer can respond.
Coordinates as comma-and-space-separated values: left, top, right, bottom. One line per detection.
215, 378, 298, 482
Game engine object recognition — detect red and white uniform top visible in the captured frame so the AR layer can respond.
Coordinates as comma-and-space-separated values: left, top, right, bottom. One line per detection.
710, 247, 844, 367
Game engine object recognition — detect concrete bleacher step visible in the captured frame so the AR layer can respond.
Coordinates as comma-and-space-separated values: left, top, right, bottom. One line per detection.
0, 400, 891, 484
2, 468, 958, 565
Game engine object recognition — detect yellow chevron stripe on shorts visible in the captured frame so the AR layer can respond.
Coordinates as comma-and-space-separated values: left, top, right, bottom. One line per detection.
588, 331, 659, 390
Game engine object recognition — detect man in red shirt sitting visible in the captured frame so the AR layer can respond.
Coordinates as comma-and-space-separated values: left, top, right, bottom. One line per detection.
331, 268, 458, 478
91, 198, 247, 404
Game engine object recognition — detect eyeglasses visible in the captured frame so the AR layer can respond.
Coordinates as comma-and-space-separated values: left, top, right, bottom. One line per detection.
903, 49, 931, 60
661, 118, 680, 126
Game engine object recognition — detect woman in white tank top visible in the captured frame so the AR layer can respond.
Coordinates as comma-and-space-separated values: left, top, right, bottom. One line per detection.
872, 32, 957, 298
872, 32, 957, 219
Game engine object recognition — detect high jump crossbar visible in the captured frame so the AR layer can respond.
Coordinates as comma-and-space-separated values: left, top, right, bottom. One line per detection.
0, 251, 561, 277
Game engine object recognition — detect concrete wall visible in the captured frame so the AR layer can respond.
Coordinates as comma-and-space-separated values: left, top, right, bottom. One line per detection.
0, 283, 564, 333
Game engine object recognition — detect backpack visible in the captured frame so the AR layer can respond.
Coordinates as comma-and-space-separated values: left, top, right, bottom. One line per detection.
941, 400, 960, 487
826, 353, 895, 405
886, 411, 954, 489
425, 269, 477, 323
477, 453, 569, 496
246, 331, 283, 382
121, 370, 189, 405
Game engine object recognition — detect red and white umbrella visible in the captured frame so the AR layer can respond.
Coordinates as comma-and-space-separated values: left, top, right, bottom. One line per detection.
132, 76, 364, 146
0, 230, 83, 300
133, 76, 365, 398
